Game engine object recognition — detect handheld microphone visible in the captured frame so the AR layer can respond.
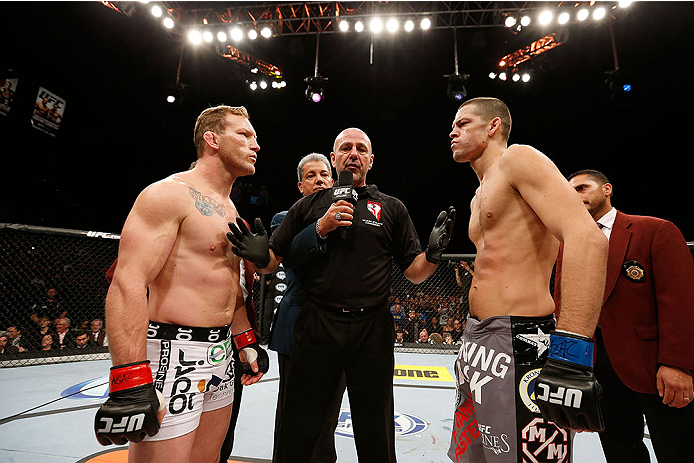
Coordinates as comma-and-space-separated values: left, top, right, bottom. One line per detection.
332, 170, 358, 239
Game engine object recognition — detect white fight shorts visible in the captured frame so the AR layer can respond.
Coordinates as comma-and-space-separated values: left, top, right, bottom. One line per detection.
144, 321, 235, 441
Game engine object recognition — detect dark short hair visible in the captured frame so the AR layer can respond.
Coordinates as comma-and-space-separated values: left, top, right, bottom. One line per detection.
193, 105, 249, 158
460, 97, 512, 141
567, 169, 610, 185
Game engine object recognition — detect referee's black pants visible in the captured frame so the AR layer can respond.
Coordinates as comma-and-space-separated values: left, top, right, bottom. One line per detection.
595, 327, 694, 463
275, 301, 396, 463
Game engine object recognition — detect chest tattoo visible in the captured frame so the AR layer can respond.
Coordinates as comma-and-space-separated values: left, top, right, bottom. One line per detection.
189, 187, 225, 217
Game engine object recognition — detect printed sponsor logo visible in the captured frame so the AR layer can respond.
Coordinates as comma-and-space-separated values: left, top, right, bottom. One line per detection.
61, 376, 109, 399
393, 365, 454, 382
515, 327, 550, 359
207, 339, 232, 364
367, 200, 382, 220
274, 283, 287, 292
86, 231, 120, 239
457, 341, 512, 404
478, 423, 511, 455
519, 368, 542, 413
521, 417, 569, 462
335, 409, 428, 438
450, 394, 481, 461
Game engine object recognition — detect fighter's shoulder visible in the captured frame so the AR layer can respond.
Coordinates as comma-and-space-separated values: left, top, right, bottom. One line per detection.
133, 173, 190, 211
499, 144, 557, 180
500, 144, 548, 165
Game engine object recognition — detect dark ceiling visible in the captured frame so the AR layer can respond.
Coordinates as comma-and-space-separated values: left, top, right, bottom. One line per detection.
1, 1, 693, 254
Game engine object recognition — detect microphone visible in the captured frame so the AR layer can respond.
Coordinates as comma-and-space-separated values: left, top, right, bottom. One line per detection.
332, 170, 358, 239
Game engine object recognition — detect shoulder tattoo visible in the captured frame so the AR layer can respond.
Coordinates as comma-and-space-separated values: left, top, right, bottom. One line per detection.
189, 187, 225, 217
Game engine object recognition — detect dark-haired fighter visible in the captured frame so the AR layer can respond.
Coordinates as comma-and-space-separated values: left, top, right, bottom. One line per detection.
447, 98, 608, 463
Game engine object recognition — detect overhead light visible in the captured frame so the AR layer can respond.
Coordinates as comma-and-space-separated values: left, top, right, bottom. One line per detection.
339, 21, 349, 32
499, 72, 507, 81
248, 29, 258, 40
250, 67, 259, 74
162, 17, 174, 29
259, 81, 268, 90
217, 31, 227, 42
446, 74, 469, 103
522, 73, 531, 82
619, 0, 634, 8
188, 30, 202, 44
421, 18, 431, 30
505, 16, 517, 28
488, 72, 497, 79
558, 12, 570, 25
577, 9, 589, 21
231, 27, 243, 41
355, 21, 364, 32
387, 18, 398, 32
370, 18, 383, 33
512, 73, 521, 82
261, 27, 272, 38
404, 20, 414, 32
304, 76, 328, 103
499, 60, 507, 67
203, 31, 213, 43
539, 11, 553, 25
249, 81, 258, 91
593, 7, 607, 20
166, 95, 176, 103
520, 16, 531, 27
151, 5, 162, 17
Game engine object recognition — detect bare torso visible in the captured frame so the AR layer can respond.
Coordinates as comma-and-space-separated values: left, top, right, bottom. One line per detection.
468, 150, 559, 319
147, 172, 242, 327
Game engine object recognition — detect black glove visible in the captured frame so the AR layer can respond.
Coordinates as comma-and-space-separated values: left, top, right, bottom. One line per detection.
226, 217, 271, 269
94, 361, 164, 446
233, 329, 270, 375
425, 206, 456, 264
535, 331, 605, 432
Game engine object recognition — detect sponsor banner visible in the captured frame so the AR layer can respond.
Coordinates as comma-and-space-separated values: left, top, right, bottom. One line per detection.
394, 364, 454, 382
31, 86, 66, 137
0, 78, 18, 116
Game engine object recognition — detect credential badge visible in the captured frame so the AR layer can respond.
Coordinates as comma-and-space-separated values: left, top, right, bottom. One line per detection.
623, 260, 646, 283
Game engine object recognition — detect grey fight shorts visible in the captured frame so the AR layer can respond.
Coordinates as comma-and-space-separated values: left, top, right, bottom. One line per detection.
448, 314, 574, 463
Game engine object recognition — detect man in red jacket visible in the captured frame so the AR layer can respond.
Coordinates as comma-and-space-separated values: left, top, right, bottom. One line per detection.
556, 169, 694, 462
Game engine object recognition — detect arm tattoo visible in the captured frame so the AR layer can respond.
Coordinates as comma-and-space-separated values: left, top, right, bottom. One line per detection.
189, 187, 225, 217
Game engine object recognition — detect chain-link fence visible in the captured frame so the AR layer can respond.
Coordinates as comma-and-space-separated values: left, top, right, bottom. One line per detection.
0, 223, 474, 366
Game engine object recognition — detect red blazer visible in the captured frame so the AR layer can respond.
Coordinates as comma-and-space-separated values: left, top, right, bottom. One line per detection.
555, 210, 694, 394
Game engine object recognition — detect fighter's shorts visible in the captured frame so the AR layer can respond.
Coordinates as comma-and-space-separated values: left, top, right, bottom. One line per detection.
448, 314, 574, 463
143, 321, 235, 441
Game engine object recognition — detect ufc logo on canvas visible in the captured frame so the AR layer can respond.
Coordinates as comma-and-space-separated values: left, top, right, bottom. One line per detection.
536, 384, 583, 408
97, 413, 146, 434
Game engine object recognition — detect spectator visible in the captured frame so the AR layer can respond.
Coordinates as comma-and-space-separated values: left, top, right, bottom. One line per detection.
430, 333, 444, 344
0, 332, 19, 355
394, 330, 405, 346
442, 317, 455, 337
89, 319, 107, 346
73, 330, 96, 349
39, 333, 55, 351
391, 303, 405, 326
415, 328, 434, 344
54, 317, 73, 349
402, 308, 424, 343
29, 287, 66, 325
426, 314, 442, 335
6, 325, 28, 352
29, 316, 56, 350
450, 319, 464, 343
443, 332, 455, 345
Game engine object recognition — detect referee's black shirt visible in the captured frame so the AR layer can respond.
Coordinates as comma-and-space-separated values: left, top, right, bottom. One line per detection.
269, 185, 422, 311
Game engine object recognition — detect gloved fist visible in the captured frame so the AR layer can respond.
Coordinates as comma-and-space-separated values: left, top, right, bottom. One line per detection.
535, 331, 605, 432
227, 217, 271, 269
94, 361, 165, 446
425, 206, 456, 264
233, 329, 270, 376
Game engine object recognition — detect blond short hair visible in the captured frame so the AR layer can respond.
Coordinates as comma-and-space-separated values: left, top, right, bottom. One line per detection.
460, 97, 512, 141
193, 105, 249, 157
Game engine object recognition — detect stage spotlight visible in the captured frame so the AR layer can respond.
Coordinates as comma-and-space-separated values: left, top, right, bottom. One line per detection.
446, 74, 469, 103
522, 73, 531, 82
203, 31, 213, 43
499, 72, 507, 81
165, 82, 187, 105
248, 29, 258, 40
605, 69, 633, 98
259, 81, 268, 90
593, 7, 606, 20
577, 9, 589, 21
387, 18, 398, 32
339, 21, 349, 32
188, 30, 202, 44
499, 60, 506, 67
217, 31, 227, 42
421, 18, 431, 30
404, 20, 414, 32
521, 16, 531, 27
370, 18, 383, 33
355, 21, 364, 32
558, 12, 570, 25
489, 72, 497, 79
539, 11, 553, 25
505, 16, 517, 28
250, 67, 259, 74
261, 27, 272, 38
249, 81, 258, 91
619, 0, 634, 8
162, 17, 174, 29
305, 76, 328, 103
151, 5, 162, 17
512, 73, 521, 82
231, 27, 243, 41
